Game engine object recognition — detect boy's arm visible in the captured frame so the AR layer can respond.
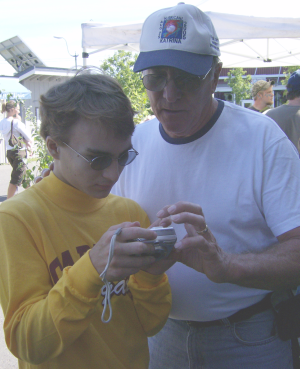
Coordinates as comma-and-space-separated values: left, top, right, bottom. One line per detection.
128, 271, 171, 336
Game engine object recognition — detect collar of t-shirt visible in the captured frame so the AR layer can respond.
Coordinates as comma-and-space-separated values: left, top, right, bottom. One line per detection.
159, 99, 224, 145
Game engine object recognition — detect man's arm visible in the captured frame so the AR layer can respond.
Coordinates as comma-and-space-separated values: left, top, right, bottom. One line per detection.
157, 201, 300, 291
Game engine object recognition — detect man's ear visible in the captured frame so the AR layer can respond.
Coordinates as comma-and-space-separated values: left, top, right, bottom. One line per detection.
46, 136, 60, 159
211, 62, 222, 94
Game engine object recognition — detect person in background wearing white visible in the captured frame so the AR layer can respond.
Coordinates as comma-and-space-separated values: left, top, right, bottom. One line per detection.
0, 101, 32, 198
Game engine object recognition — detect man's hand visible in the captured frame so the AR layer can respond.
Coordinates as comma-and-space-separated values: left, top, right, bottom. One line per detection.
89, 221, 160, 282
155, 201, 232, 283
155, 201, 300, 290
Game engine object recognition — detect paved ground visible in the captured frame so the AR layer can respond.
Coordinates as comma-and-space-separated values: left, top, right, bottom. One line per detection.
0, 312, 18, 368
0, 163, 26, 203
0, 163, 28, 368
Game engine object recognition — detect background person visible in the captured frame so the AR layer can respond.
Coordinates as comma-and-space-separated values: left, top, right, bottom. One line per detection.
248, 80, 275, 112
0, 74, 171, 369
266, 70, 300, 153
0, 101, 32, 198
112, 3, 300, 368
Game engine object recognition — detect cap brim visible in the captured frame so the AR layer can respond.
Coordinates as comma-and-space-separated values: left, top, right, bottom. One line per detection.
133, 49, 213, 76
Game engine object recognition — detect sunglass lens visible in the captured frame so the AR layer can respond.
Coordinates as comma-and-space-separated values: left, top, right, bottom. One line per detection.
118, 150, 137, 166
143, 75, 166, 91
90, 156, 112, 171
175, 76, 201, 92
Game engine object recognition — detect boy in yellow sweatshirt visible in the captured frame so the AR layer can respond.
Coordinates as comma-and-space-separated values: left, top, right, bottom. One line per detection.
0, 73, 171, 369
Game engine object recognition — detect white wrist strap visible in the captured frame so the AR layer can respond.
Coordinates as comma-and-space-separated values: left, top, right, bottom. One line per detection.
100, 227, 122, 323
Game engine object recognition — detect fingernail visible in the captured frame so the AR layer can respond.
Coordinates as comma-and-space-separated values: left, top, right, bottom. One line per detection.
156, 210, 164, 217
168, 205, 176, 214
171, 214, 179, 221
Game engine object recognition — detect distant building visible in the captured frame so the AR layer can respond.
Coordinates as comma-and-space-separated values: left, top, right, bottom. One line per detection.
215, 66, 288, 108
15, 66, 77, 119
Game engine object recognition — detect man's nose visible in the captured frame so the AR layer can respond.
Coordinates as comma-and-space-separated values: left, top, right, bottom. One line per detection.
101, 159, 120, 183
162, 79, 182, 103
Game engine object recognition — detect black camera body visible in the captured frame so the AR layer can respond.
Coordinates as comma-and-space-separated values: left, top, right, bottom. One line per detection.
132, 226, 177, 260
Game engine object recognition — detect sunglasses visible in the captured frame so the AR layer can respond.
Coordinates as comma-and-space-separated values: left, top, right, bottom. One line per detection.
141, 67, 212, 92
62, 142, 139, 171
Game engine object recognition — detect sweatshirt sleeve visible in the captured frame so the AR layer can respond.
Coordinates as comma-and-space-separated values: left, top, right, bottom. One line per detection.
128, 270, 171, 337
0, 213, 103, 365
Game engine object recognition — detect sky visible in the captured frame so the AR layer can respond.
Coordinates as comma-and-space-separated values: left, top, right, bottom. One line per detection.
0, 0, 296, 76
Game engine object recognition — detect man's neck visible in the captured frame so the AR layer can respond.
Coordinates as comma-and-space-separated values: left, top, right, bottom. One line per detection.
163, 98, 219, 139
288, 98, 300, 107
252, 100, 267, 111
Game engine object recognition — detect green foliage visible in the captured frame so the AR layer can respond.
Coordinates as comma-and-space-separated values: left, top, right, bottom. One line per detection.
100, 51, 152, 123
225, 68, 252, 105
281, 66, 300, 87
21, 108, 53, 188
7, 94, 24, 105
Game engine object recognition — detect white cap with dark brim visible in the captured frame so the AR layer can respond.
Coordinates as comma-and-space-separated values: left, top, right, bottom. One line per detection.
134, 2, 221, 76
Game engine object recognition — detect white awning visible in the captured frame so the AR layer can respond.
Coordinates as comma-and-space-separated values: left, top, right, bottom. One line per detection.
0, 77, 31, 99
81, 12, 300, 68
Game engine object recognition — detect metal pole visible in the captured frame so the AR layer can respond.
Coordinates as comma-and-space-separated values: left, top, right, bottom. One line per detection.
54, 36, 78, 69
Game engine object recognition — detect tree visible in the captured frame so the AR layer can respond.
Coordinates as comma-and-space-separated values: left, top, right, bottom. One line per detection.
21, 107, 53, 188
225, 68, 252, 105
100, 51, 152, 123
281, 66, 300, 88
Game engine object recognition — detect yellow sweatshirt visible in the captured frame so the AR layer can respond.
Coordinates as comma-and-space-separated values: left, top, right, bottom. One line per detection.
0, 173, 171, 369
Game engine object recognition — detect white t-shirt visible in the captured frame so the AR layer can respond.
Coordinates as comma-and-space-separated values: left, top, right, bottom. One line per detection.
112, 100, 300, 321
0, 117, 32, 150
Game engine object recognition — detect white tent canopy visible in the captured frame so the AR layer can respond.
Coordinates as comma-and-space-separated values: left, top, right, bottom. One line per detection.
81, 12, 300, 68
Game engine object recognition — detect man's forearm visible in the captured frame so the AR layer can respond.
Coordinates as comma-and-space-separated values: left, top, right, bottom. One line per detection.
227, 239, 300, 291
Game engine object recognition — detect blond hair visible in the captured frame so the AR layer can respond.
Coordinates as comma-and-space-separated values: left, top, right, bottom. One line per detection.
1, 100, 17, 114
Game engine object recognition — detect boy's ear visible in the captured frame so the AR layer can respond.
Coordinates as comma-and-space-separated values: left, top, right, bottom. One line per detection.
46, 136, 60, 159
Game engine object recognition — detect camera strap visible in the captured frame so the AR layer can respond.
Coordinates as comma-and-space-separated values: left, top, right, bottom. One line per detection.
99, 227, 122, 323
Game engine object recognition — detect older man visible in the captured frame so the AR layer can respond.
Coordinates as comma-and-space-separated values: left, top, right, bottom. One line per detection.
113, 3, 300, 369
248, 79, 275, 113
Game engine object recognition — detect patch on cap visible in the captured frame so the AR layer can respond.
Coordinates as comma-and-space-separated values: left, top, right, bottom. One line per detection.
159, 18, 186, 44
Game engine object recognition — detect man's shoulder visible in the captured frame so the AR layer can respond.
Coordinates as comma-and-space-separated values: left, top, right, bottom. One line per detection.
134, 117, 159, 133
0, 186, 40, 218
247, 105, 260, 112
266, 105, 287, 116
107, 193, 149, 225
108, 193, 144, 210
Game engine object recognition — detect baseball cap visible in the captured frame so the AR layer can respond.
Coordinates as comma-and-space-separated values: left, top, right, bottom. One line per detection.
133, 2, 221, 76
287, 70, 300, 92
251, 80, 275, 97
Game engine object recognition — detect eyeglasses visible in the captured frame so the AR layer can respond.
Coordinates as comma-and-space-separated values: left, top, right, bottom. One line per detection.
62, 142, 139, 171
141, 67, 212, 92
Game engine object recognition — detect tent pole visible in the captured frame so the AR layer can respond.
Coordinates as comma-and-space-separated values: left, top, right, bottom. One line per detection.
83, 47, 87, 67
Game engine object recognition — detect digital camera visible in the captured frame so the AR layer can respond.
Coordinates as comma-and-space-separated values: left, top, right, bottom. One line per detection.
133, 226, 177, 260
